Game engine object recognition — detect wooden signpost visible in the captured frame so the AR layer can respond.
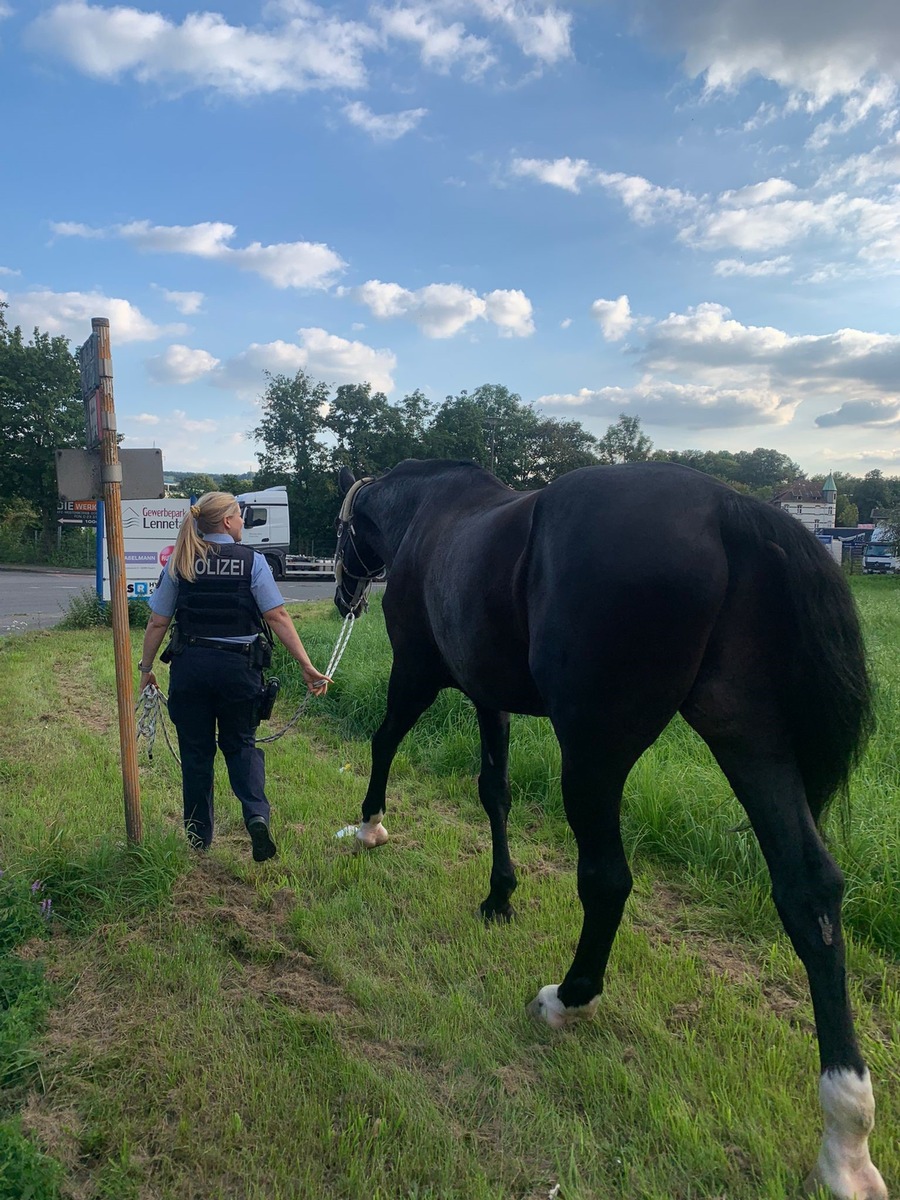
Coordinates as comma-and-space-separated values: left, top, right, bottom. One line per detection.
77, 318, 143, 844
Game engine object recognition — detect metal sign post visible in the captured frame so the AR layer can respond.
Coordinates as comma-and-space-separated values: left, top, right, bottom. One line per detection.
79, 318, 143, 844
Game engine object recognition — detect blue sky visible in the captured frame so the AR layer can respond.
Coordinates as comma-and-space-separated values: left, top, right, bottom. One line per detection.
4, 0, 900, 476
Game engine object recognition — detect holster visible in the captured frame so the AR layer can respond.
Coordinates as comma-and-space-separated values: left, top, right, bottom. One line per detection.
159, 625, 184, 664
256, 678, 280, 721
250, 635, 273, 670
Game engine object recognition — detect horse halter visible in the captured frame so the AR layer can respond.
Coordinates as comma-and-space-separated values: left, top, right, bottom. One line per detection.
334, 478, 383, 615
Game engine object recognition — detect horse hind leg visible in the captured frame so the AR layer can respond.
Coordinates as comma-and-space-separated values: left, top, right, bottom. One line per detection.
682, 680, 886, 1200
475, 706, 517, 921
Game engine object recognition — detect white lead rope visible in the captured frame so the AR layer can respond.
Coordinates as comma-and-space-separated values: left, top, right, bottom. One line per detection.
135, 612, 358, 763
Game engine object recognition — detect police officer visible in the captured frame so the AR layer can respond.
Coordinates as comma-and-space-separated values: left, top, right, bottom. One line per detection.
136, 491, 331, 861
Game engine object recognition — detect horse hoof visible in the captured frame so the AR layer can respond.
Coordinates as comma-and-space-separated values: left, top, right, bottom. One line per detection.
479, 900, 515, 923
355, 821, 389, 850
803, 1165, 887, 1200
526, 984, 599, 1030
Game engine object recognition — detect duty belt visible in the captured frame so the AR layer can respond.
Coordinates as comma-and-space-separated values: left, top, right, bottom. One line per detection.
185, 636, 256, 655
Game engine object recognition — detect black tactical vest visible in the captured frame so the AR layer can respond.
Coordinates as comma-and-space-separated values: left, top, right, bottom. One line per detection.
175, 543, 264, 640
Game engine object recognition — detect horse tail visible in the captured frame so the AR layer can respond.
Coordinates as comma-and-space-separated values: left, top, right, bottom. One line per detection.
718, 489, 873, 824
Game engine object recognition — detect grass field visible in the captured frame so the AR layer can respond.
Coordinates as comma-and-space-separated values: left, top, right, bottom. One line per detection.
0, 579, 897, 1199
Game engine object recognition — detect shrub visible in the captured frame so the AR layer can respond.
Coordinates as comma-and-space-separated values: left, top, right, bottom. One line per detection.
57, 589, 152, 630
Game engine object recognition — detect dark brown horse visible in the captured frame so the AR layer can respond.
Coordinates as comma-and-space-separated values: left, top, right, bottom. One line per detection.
334, 459, 885, 1199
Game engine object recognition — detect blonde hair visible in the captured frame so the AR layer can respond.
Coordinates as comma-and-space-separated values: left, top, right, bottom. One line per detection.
168, 491, 239, 582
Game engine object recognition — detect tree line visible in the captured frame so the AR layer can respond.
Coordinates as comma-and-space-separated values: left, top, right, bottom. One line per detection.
2, 303, 899, 557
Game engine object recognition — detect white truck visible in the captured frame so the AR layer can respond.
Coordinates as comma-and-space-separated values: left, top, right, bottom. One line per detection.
862, 541, 900, 575
236, 486, 335, 581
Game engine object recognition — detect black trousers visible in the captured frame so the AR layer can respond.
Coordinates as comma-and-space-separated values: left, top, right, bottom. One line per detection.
167, 646, 268, 848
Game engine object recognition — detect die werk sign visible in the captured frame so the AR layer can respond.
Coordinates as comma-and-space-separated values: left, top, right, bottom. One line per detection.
98, 499, 190, 602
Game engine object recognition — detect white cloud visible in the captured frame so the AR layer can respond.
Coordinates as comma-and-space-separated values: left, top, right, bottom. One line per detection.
510, 156, 695, 223
713, 255, 792, 277
816, 399, 900, 427
154, 286, 205, 314
720, 179, 797, 206
352, 278, 535, 337
510, 155, 594, 193
49, 220, 104, 238
28, 0, 378, 96
483, 288, 535, 336
0, 265, 20, 276
54, 218, 346, 289
632, 0, 900, 110
5, 289, 186, 343
132, 412, 160, 424
374, 4, 495, 76
171, 408, 217, 433
538, 382, 797, 428
820, 132, 900, 187
343, 100, 428, 140
465, 0, 572, 64
212, 327, 397, 397
147, 344, 220, 384
560, 316, 572, 329
540, 301, 900, 431
807, 79, 898, 147
512, 151, 900, 270
590, 294, 634, 341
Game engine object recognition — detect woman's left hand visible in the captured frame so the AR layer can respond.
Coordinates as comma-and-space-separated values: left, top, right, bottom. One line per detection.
302, 665, 332, 695
140, 670, 158, 691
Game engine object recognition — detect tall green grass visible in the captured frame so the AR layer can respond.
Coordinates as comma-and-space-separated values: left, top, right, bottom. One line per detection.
0, 582, 895, 1199
280, 580, 900, 956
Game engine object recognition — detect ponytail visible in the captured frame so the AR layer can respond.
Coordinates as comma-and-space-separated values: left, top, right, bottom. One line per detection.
168, 491, 239, 582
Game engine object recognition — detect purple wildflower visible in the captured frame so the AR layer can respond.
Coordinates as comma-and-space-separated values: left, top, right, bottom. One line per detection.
40, 897, 52, 920
30, 880, 43, 893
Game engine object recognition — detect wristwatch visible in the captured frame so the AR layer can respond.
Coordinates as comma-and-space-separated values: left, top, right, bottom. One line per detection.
137, 661, 153, 673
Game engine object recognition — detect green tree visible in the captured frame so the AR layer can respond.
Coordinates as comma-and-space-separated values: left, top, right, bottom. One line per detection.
526, 417, 598, 486
835, 496, 859, 527
249, 369, 332, 548
0, 303, 82, 549
171, 472, 217, 498
596, 413, 653, 464
425, 385, 545, 487
218, 473, 250, 496
325, 383, 410, 475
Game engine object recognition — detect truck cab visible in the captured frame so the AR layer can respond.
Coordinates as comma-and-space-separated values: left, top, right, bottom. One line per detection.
236, 486, 290, 579
863, 542, 899, 574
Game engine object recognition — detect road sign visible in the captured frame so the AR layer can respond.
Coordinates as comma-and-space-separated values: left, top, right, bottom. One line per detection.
98, 497, 190, 602
56, 447, 165, 501
57, 499, 98, 527
77, 332, 110, 449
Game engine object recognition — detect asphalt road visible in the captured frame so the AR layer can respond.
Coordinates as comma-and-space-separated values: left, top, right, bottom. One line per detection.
0, 569, 341, 635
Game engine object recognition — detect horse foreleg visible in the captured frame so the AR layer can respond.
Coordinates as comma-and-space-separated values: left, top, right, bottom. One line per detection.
708, 748, 886, 1200
475, 706, 517, 921
528, 737, 632, 1028
357, 665, 440, 850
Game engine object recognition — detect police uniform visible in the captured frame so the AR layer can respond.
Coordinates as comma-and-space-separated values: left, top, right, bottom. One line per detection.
149, 533, 284, 850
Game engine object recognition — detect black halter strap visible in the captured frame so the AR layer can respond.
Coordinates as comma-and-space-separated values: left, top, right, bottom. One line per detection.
334, 478, 382, 615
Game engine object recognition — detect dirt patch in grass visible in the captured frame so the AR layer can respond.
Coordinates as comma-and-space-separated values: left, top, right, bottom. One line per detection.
175, 856, 357, 1016
635, 880, 813, 1032
55, 658, 114, 735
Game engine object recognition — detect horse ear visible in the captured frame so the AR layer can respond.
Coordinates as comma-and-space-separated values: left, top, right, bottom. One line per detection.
338, 467, 356, 497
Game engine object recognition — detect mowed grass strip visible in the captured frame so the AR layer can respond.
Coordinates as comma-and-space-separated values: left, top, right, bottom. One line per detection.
0, 583, 895, 1199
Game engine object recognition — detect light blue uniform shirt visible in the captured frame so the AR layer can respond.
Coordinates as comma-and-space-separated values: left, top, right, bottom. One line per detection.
149, 533, 284, 644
